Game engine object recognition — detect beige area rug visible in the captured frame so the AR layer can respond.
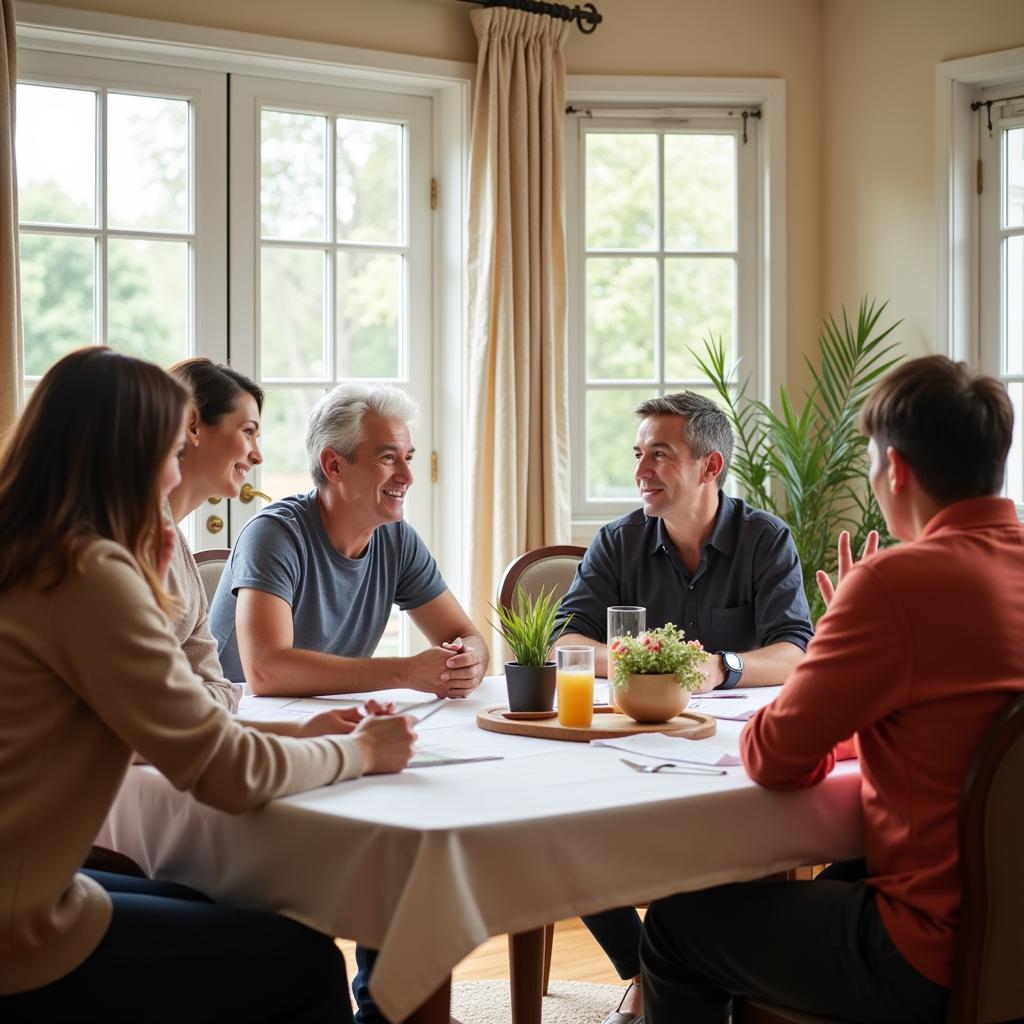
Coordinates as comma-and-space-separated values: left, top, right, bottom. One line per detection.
452, 980, 623, 1024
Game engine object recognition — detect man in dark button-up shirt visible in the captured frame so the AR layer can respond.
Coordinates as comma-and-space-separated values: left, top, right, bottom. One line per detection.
557, 391, 814, 1024
557, 393, 813, 693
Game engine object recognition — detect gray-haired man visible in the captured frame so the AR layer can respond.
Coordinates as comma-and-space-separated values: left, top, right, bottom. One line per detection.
210, 381, 488, 699
555, 391, 813, 1024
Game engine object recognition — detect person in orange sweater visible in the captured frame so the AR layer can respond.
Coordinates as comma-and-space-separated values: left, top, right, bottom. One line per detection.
0, 347, 416, 1021
639, 355, 1024, 1023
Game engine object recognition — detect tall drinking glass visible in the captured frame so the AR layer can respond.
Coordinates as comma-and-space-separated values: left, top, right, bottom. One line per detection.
556, 646, 596, 728
607, 606, 646, 710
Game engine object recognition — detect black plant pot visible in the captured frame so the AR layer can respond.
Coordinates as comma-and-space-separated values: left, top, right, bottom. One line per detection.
504, 661, 557, 712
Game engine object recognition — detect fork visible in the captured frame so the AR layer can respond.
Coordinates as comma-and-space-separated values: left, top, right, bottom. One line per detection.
620, 757, 727, 776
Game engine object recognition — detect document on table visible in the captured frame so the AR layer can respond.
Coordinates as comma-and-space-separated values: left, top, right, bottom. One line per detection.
409, 741, 503, 769
688, 698, 758, 722
591, 732, 742, 767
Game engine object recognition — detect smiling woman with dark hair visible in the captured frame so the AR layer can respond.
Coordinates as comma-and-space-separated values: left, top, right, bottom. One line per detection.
0, 347, 415, 1022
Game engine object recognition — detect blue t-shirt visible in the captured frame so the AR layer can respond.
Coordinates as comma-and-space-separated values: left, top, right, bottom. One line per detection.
210, 490, 448, 682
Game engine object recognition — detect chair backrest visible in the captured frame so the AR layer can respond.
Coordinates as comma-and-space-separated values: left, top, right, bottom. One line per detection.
948, 690, 1024, 1024
193, 548, 231, 607
497, 545, 586, 612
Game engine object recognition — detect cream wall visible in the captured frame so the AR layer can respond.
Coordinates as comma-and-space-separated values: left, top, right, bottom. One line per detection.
822, 0, 1024, 362
29, 0, 823, 384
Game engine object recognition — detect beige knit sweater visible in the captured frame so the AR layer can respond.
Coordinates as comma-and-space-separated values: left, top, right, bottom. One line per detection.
0, 540, 363, 995
166, 526, 241, 712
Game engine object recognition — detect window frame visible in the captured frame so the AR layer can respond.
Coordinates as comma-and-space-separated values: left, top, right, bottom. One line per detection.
566, 111, 759, 521
15, 49, 228, 381
228, 75, 434, 537
937, 47, 1024, 515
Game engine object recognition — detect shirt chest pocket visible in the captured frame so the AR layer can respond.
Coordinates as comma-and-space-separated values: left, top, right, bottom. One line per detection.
708, 603, 757, 652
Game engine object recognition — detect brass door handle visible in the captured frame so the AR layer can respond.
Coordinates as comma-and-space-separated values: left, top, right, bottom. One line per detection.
239, 483, 272, 504
206, 515, 224, 534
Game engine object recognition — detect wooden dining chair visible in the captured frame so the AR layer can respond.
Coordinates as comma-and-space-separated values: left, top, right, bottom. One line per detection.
734, 691, 1024, 1024
497, 544, 587, 613
194, 547, 232, 606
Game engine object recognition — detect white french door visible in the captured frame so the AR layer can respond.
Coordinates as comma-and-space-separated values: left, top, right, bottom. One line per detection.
226, 77, 435, 653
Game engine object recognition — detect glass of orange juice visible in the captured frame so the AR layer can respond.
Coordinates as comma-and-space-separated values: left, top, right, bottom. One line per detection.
556, 646, 596, 728
606, 606, 645, 710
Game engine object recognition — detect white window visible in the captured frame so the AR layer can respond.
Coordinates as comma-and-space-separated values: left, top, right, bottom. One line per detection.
16, 51, 227, 394
227, 77, 433, 545
228, 78, 434, 656
566, 110, 760, 524
979, 86, 1024, 506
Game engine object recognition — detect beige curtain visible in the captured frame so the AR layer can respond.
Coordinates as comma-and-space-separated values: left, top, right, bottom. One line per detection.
466, 7, 572, 659
0, 0, 20, 432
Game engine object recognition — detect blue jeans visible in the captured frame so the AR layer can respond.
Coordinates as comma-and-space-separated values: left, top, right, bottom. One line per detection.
353, 945, 386, 1023
1, 870, 353, 1023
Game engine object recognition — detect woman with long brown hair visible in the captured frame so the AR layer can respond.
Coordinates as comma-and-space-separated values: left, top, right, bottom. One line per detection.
0, 347, 414, 1022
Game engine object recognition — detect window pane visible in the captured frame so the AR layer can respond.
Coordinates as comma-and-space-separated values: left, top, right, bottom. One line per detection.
107, 93, 189, 232
20, 232, 95, 375
1007, 127, 1024, 230
259, 387, 324, 501
585, 387, 651, 500
1006, 382, 1023, 504
585, 134, 657, 250
586, 257, 656, 380
664, 134, 736, 250
664, 258, 735, 380
17, 84, 95, 226
261, 248, 325, 379
107, 238, 189, 365
373, 608, 402, 658
337, 118, 402, 244
337, 251, 401, 379
1007, 235, 1024, 374
261, 110, 327, 241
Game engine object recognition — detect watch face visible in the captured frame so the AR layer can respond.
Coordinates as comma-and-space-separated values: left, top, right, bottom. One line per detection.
723, 652, 742, 671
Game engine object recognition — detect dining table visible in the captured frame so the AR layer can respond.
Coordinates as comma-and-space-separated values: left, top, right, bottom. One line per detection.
98, 676, 864, 1023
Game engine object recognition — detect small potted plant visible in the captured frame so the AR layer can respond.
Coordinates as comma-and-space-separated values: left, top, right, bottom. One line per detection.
610, 623, 708, 724
491, 586, 572, 712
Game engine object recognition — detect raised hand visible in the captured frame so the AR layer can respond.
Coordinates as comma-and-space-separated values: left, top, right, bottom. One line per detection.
816, 530, 879, 609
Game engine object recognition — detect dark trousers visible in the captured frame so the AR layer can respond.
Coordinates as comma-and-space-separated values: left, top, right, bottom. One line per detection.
1, 870, 354, 1023
640, 860, 949, 1024
582, 906, 644, 980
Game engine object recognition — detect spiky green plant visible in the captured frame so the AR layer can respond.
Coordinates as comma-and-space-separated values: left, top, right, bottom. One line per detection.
693, 298, 901, 622
490, 586, 572, 666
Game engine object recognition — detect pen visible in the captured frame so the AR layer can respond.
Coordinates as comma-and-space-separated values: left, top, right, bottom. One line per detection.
407, 698, 448, 724
695, 693, 748, 700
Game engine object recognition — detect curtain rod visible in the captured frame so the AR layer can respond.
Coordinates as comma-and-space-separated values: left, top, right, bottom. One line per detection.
568, 106, 763, 142
457, 0, 603, 34
971, 93, 1024, 132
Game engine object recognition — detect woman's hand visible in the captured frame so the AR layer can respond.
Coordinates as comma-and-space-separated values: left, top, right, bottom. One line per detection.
295, 699, 398, 738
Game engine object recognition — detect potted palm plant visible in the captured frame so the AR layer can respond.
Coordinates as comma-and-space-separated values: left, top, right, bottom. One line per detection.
610, 623, 708, 724
491, 586, 572, 712
694, 298, 900, 622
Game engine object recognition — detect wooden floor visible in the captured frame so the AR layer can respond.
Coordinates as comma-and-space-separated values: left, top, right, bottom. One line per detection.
337, 916, 625, 986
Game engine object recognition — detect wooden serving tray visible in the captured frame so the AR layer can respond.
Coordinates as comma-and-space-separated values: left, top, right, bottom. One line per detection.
476, 705, 716, 743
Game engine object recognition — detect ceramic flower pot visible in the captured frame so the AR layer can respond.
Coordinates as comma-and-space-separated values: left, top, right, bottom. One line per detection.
504, 661, 557, 713
615, 672, 690, 724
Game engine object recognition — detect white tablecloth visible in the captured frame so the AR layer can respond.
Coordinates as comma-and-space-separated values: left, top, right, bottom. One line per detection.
100, 678, 864, 1021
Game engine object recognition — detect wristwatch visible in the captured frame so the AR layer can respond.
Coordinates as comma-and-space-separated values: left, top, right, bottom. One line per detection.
716, 651, 744, 690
